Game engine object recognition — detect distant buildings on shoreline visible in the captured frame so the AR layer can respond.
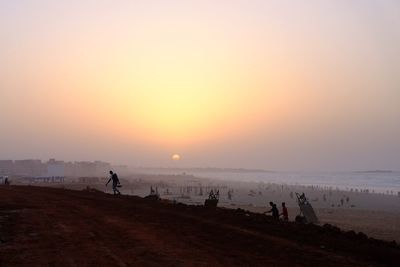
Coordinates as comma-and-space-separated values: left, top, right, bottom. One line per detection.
0, 159, 128, 178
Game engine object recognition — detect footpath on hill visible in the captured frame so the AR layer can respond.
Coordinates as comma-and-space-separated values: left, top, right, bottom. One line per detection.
0, 186, 399, 267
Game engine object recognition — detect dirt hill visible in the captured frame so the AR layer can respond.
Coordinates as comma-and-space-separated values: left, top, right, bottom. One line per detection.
0, 186, 399, 266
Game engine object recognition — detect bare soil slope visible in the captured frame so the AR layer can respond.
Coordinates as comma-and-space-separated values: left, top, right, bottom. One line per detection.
0, 186, 399, 267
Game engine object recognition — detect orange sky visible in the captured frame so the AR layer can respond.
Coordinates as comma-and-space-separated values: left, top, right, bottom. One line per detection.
1, 1, 399, 170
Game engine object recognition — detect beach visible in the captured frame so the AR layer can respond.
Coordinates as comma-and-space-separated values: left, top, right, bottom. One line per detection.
133, 173, 400, 243
19, 172, 400, 243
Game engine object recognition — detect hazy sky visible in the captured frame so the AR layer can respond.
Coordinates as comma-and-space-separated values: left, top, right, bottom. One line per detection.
1, 0, 399, 171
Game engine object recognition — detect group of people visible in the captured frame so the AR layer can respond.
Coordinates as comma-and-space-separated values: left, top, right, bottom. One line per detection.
105, 171, 289, 223
208, 189, 220, 200
265, 201, 288, 221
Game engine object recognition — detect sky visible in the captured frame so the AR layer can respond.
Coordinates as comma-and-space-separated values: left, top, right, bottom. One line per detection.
0, 0, 399, 171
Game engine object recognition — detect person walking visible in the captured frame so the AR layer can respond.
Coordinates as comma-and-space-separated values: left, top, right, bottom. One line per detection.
106, 170, 121, 195
265, 201, 279, 219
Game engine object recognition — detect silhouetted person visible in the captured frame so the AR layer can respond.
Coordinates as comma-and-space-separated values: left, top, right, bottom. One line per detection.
209, 190, 215, 200
299, 193, 306, 203
280, 202, 288, 221
106, 171, 121, 195
4, 177, 9, 185
265, 201, 279, 219
227, 189, 232, 200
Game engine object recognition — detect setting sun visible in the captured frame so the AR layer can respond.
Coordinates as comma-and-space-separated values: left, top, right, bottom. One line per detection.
172, 154, 181, 161
1, 2, 399, 265
1, 1, 399, 170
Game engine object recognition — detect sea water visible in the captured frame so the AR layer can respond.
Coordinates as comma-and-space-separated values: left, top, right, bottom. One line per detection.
191, 171, 400, 194
140, 168, 400, 194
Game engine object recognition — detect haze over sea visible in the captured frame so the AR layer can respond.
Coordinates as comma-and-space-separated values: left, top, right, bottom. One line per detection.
139, 169, 400, 194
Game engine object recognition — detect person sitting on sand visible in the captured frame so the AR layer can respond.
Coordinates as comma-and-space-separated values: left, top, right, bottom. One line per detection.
106, 171, 121, 195
265, 201, 279, 219
280, 202, 288, 221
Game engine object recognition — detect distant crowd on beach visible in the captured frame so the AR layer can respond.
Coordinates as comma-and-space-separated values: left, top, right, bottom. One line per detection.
104, 170, 295, 222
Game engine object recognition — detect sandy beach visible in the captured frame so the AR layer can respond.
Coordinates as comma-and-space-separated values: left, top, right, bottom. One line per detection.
21, 173, 400, 243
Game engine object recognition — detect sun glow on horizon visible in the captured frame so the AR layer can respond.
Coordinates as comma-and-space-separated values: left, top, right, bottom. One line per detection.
2, 1, 399, 170
0, 1, 313, 149
172, 154, 181, 161
71, 42, 297, 148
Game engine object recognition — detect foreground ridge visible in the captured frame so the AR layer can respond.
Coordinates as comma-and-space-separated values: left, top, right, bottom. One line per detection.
0, 186, 399, 267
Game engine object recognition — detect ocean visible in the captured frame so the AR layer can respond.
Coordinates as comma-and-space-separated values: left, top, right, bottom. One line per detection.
139, 169, 400, 194
193, 171, 400, 194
